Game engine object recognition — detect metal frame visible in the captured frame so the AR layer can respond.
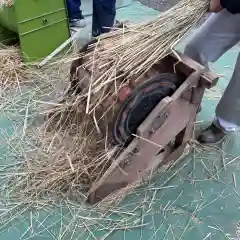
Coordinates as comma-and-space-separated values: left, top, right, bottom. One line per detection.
88, 52, 219, 203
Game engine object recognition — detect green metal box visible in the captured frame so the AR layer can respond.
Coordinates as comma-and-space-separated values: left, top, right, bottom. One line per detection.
0, 0, 70, 62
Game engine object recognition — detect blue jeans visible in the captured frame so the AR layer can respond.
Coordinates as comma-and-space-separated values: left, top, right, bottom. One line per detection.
66, 0, 83, 20
66, 0, 116, 36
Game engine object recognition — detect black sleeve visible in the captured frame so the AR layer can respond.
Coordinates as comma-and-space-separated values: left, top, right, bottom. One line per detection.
220, 0, 240, 14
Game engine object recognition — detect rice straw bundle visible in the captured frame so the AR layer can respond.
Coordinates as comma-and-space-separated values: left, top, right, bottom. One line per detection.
80, 0, 209, 116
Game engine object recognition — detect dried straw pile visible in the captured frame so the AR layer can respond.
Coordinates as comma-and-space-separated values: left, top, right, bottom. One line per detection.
0, 45, 28, 88
0, 44, 51, 90
0, 43, 79, 90
0, 0, 13, 7
2, 0, 209, 204
3, 106, 118, 202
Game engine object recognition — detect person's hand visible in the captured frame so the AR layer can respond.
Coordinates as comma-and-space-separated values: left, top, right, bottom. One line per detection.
209, 0, 223, 12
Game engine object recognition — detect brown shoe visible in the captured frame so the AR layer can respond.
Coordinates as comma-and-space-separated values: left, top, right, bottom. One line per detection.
197, 123, 226, 144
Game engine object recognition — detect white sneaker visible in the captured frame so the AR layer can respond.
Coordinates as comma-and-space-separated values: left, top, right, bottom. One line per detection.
70, 19, 86, 28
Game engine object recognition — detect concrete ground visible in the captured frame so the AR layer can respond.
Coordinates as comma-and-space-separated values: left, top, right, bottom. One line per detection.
138, 0, 179, 11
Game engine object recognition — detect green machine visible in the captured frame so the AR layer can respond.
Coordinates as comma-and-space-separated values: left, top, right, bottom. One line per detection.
0, 0, 70, 62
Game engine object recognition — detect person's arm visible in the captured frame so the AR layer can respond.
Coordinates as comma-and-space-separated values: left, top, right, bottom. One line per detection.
220, 0, 240, 14
209, 0, 223, 13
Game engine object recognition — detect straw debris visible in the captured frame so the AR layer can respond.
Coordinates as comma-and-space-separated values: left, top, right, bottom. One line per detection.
0, 0, 13, 7
0, 44, 44, 89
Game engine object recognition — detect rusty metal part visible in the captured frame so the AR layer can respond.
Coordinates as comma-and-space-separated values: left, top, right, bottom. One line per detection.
67, 47, 218, 203
86, 52, 218, 204
113, 73, 178, 146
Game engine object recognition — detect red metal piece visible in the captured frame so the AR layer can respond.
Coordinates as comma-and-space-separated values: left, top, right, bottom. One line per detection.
118, 85, 133, 102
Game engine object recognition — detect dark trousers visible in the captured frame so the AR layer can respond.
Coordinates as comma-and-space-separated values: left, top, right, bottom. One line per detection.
66, 0, 116, 36
66, 0, 83, 20
92, 0, 116, 36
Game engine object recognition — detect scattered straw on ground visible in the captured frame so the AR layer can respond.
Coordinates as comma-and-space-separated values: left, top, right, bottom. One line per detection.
1, 0, 236, 238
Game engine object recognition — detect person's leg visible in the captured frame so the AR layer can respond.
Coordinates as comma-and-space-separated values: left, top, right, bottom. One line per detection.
66, 0, 83, 20
92, 0, 116, 37
185, 10, 240, 67
198, 54, 240, 143
216, 53, 240, 127
66, 0, 85, 28
184, 10, 240, 143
